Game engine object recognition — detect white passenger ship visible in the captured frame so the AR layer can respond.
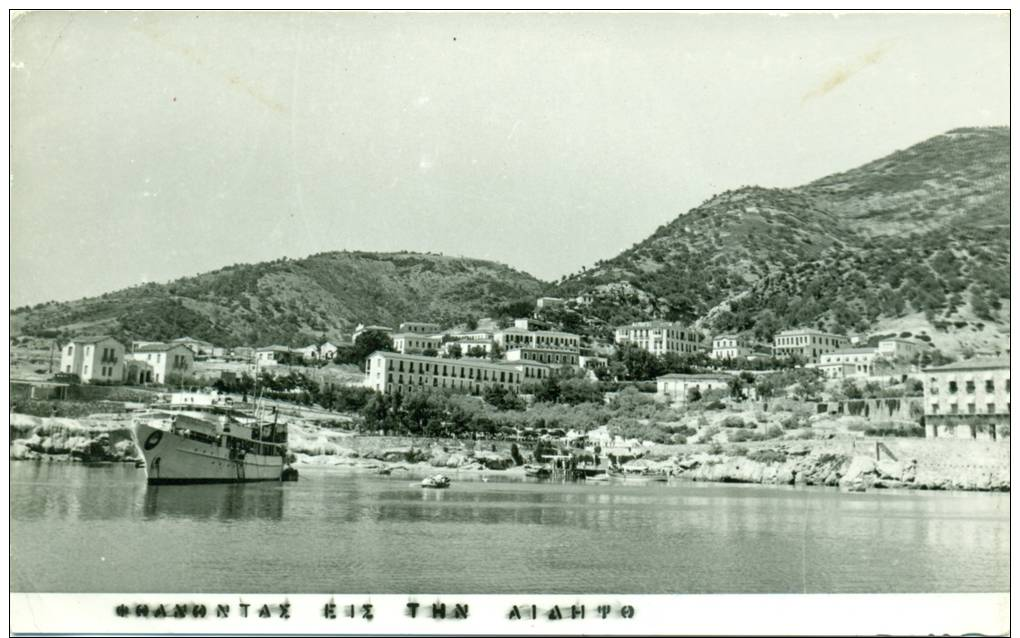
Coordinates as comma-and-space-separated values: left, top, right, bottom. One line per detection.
132, 391, 291, 485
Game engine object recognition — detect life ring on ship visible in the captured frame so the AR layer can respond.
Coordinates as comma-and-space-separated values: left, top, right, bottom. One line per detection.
143, 430, 163, 450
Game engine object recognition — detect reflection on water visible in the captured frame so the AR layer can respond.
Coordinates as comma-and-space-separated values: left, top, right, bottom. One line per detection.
143, 483, 284, 521
10, 463, 1010, 594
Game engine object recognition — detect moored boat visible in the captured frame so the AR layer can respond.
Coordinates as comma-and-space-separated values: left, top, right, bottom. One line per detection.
132, 391, 295, 485
523, 463, 552, 478
421, 474, 451, 489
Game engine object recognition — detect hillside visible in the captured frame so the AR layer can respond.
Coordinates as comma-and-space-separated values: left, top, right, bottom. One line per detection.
556, 126, 1010, 347
11, 252, 547, 346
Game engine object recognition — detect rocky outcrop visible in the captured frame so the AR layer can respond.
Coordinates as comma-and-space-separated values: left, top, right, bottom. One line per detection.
10, 414, 138, 462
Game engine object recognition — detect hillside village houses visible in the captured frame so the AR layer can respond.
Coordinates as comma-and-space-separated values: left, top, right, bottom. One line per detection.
817, 348, 881, 379
126, 343, 194, 384
772, 328, 849, 360
60, 336, 126, 383
615, 321, 702, 355
923, 357, 1009, 439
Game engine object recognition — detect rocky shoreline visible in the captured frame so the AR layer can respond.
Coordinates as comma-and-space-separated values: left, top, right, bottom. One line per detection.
9, 413, 1010, 492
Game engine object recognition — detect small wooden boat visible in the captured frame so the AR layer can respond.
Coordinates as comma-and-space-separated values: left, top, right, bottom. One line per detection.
585, 472, 610, 482
523, 463, 552, 478
421, 474, 451, 489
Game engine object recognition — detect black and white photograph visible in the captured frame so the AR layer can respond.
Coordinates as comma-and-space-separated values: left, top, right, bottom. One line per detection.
7, 9, 1011, 635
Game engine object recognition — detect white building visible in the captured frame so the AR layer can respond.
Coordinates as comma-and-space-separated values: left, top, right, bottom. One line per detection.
615, 321, 701, 356
494, 328, 581, 352
364, 351, 553, 395
392, 333, 443, 355
504, 347, 579, 367
255, 345, 292, 367
818, 348, 880, 378
656, 372, 732, 403
398, 321, 441, 335
513, 317, 551, 331
711, 335, 752, 360
923, 357, 1010, 439
127, 343, 194, 384
536, 297, 566, 310
60, 336, 126, 383
320, 341, 340, 360
773, 328, 849, 361
877, 338, 925, 361
294, 344, 321, 360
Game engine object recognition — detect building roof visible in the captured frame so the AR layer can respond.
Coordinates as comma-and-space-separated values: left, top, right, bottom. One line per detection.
824, 347, 879, 356
617, 320, 685, 330
657, 373, 733, 381
776, 328, 846, 337
878, 337, 921, 344
69, 335, 119, 345
922, 357, 1009, 373
134, 343, 191, 353
257, 345, 292, 352
171, 336, 213, 345
392, 332, 442, 340
497, 328, 579, 337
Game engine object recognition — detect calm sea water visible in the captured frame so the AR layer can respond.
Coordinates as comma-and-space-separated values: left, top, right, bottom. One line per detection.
10, 463, 1009, 593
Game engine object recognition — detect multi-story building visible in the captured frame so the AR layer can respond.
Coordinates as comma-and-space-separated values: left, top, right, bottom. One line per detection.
364, 351, 553, 395
877, 338, 924, 362
711, 335, 752, 360
398, 322, 441, 335
614, 321, 701, 356
60, 336, 126, 383
392, 333, 443, 355
656, 373, 732, 403
127, 343, 193, 384
505, 347, 579, 367
352, 324, 394, 343
818, 348, 880, 379
923, 357, 1010, 439
494, 328, 581, 352
772, 328, 849, 361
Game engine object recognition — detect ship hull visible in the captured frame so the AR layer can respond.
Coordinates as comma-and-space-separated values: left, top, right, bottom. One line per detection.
133, 421, 284, 485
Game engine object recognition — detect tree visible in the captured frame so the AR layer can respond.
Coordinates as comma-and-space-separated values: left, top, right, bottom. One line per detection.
686, 386, 702, 403
488, 342, 505, 361
466, 345, 488, 358
446, 343, 463, 359
841, 378, 863, 400
348, 330, 394, 370
422, 347, 439, 357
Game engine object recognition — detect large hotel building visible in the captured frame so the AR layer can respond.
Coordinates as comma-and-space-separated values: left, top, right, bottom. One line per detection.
614, 321, 701, 355
365, 351, 554, 395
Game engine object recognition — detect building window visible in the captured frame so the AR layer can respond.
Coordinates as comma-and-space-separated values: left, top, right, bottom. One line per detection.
948, 381, 958, 394
967, 403, 975, 414
965, 381, 975, 394
987, 403, 996, 414
985, 380, 995, 392
931, 404, 939, 414
949, 403, 958, 414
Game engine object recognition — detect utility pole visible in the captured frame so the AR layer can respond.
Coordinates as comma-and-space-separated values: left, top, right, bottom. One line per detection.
49, 340, 56, 374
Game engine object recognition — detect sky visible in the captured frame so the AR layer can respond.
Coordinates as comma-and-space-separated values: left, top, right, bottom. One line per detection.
9, 11, 1010, 308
